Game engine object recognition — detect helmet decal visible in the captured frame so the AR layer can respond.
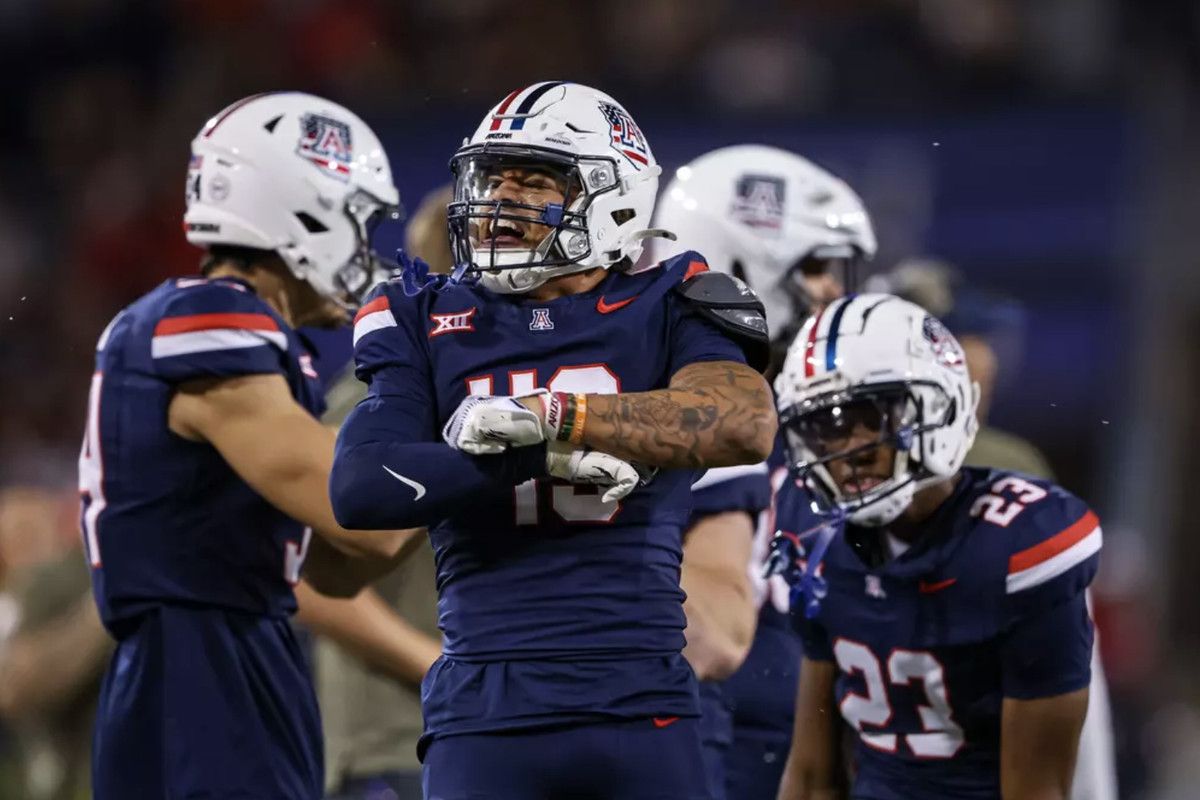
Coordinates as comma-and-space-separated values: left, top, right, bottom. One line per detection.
297, 113, 353, 181
922, 315, 967, 372
598, 101, 650, 169
731, 173, 787, 235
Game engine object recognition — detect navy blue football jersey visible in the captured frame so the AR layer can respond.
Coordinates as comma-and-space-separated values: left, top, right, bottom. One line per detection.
82, 275, 325, 624
779, 467, 1100, 800
81, 275, 325, 799
341, 251, 749, 751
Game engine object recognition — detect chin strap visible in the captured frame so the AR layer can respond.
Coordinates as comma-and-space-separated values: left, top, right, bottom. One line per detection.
763, 507, 846, 620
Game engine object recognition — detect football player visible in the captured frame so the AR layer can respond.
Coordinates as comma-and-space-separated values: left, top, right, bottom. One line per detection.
771, 295, 1098, 800
654, 145, 876, 800
330, 82, 777, 799
80, 92, 420, 799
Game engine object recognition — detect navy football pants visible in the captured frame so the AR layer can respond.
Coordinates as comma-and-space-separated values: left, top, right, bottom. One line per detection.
93, 605, 323, 800
422, 718, 712, 799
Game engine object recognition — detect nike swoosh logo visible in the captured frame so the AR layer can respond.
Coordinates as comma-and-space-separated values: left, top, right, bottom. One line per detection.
382, 465, 426, 500
596, 295, 637, 314
918, 577, 957, 594
652, 716, 680, 728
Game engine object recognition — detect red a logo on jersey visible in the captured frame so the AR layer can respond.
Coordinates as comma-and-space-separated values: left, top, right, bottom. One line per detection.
429, 308, 477, 338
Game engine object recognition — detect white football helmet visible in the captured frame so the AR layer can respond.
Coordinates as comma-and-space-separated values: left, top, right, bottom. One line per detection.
184, 91, 401, 306
448, 82, 663, 294
653, 145, 876, 343
774, 293, 980, 526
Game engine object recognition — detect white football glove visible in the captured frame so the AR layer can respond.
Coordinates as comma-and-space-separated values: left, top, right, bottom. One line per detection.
443, 392, 548, 454
545, 441, 639, 503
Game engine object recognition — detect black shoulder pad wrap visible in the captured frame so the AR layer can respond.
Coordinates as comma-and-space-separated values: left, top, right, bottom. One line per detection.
674, 272, 771, 373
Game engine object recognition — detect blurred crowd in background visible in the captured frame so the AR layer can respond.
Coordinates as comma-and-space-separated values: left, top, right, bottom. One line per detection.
1, 1, 1198, 798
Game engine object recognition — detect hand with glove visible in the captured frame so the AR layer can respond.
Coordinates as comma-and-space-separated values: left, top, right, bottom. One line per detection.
544, 441, 639, 502
442, 392, 549, 455
442, 390, 586, 454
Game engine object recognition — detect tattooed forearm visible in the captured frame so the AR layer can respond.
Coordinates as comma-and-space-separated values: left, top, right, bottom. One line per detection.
582, 360, 777, 469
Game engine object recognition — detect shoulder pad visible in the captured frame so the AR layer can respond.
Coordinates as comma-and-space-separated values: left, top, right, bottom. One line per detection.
674, 272, 770, 373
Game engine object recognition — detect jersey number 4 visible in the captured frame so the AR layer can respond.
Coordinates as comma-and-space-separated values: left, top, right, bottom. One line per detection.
835, 639, 965, 759
468, 365, 621, 525
78, 372, 106, 567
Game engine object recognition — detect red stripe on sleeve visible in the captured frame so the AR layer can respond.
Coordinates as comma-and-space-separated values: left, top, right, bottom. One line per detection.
353, 295, 391, 324
154, 312, 279, 336
1008, 509, 1099, 574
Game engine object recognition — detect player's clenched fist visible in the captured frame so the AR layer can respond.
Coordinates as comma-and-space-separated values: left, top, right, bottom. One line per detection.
441, 392, 548, 454
544, 442, 639, 502
442, 393, 640, 501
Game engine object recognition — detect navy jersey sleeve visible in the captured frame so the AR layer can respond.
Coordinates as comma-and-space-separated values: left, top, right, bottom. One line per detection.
150, 279, 287, 383
330, 283, 544, 529
991, 475, 1101, 699
1000, 590, 1094, 700
690, 464, 771, 519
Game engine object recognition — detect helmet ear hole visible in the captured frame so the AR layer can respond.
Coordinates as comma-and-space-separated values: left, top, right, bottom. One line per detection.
294, 212, 329, 233
610, 209, 635, 225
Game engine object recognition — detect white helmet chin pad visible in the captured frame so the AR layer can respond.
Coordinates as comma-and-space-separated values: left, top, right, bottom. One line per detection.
448, 83, 660, 293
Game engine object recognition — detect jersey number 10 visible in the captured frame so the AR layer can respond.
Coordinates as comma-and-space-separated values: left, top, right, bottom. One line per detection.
467, 365, 621, 525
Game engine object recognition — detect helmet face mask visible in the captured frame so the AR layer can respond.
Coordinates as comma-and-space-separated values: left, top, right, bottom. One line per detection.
325, 190, 402, 308
448, 146, 610, 285
781, 381, 956, 526
448, 83, 662, 295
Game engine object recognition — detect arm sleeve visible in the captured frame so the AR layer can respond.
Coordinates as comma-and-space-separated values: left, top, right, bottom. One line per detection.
151, 280, 287, 382
329, 285, 545, 529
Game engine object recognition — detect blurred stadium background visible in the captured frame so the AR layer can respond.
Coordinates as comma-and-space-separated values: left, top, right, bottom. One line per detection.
1, 1, 1198, 798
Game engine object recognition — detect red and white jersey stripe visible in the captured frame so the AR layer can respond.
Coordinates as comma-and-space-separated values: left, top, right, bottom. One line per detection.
1006, 510, 1102, 594
352, 295, 397, 346
151, 312, 286, 359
